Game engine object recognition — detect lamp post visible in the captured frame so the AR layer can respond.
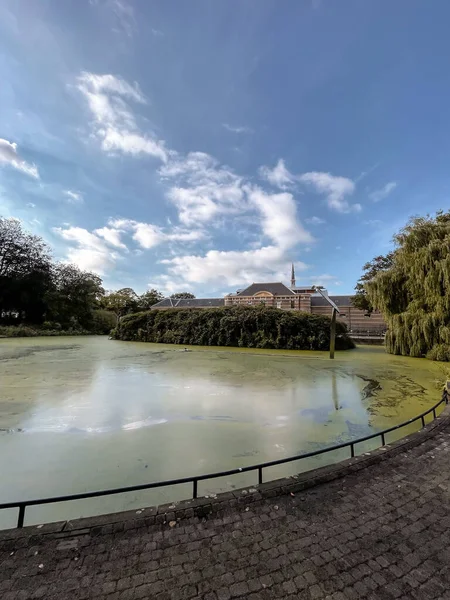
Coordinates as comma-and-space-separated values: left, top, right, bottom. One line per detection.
312, 286, 341, 359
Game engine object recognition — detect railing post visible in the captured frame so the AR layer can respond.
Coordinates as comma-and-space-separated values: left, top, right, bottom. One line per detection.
193, 480, 198, 500
433, 408, 437, 419
17, 505, 25, 529
381, 433, 386, 446
421, 415, 425, 428
350, 443, 355, 458
258, 467, 263, 485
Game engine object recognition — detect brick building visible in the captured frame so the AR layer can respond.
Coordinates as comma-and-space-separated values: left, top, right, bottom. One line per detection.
151, 265, 386, 335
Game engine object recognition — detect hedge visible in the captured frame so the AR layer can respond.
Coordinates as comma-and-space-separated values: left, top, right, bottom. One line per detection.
112, 305, 355, 351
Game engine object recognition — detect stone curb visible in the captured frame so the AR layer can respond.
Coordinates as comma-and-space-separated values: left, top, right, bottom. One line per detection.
2, 404, 449, 541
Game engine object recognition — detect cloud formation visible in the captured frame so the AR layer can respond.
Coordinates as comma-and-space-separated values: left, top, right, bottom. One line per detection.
160, 151, 245, 225
260, 159, 361, 213
259, 159, 295, 190
71, 74, 342, 289
54, 226, 121, 274
0, 138, 39, 179
161, 245, 308, 289
306, 216, 326, 225
299, 172, 360, 213
369, 181, 397, 202
94, 226, 127, 249
77, 72, 167, 161
108, 218, 204, 249
222, 123, 252, 134
65, 190, 83, 204
247, 186, 313, 249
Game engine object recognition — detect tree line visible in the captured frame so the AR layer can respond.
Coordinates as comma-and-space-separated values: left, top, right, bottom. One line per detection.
0, 217, 193, 335
353, 210, 450, 360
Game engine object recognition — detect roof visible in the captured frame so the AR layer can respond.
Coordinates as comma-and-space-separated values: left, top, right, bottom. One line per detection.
237, 282, 295, 296
151, 298, 225, 309
310, 295, 354, 307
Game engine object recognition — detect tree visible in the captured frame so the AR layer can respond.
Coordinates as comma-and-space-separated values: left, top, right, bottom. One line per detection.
101, 288, 139, 323
362, 211, 450, 358
0, 217, 53, 323
138, 289, 164, 310
46, 263, 104, 329
170, 292, 196, 299
352, 253, 395, 314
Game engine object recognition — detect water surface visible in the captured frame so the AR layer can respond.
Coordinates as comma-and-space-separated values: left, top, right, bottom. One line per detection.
0, 337, 443, 527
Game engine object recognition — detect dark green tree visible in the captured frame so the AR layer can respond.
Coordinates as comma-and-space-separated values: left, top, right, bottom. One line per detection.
46, 263, 104, 329
0, 217, 53, 323
352, 253, 394, 315
101, 288, 139, 323
138, 289, 164, 310
170, 292, 196, 299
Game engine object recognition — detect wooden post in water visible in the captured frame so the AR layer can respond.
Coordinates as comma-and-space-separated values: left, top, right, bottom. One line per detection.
312, 286, 340, 360
330, 307, 337, 360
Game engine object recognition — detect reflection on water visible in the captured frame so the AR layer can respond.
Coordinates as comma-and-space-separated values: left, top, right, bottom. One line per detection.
0, 337, 443, 527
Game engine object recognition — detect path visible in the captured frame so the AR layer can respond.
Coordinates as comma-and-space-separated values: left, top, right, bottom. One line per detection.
1, 419, 450, 599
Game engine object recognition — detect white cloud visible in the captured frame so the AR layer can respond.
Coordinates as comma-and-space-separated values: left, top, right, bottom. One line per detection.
306, 216, 326, 225
77, 72, 167, 161
0, 138, 39, 179
101, 128, 168, 161
247, 186, 313, 249
54, 226, 122, 274
108, 218, 205, 249
65, 190, 84, 204
259, 159, 295, 190
260, 160, 361, 213
299, 172, 360, 213
26, 202, 36, 208
160, 151, 244, 225
222, 123, 252, 134
78, 72, 145, 103
161, 245, 308, 288
369, 181, 397, 202
94, 226, 126, 249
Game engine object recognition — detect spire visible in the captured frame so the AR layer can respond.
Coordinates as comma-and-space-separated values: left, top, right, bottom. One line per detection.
291, 263, 296, 288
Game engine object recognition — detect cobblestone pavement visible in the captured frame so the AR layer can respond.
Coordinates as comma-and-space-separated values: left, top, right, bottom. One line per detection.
2, 425, 450, 600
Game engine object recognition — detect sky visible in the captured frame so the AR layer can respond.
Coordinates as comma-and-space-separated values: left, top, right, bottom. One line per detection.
1, 0, 449, 297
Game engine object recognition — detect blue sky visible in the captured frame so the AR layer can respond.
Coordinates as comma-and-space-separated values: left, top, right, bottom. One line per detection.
1, 0, 449, 296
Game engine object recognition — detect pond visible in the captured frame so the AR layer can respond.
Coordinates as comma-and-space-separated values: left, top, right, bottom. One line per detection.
0, 336, 444, 528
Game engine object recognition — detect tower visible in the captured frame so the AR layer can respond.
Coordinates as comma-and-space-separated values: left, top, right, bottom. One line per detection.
291, 263, 296, 288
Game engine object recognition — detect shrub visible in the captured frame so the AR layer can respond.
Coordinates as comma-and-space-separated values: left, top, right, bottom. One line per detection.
426, 344, 450, 362
91, 310, 117, 335
113, 305, 355, 351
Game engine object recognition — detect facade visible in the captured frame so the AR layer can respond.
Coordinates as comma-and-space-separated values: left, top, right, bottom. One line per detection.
224, 282, 312, 312
310, 295, 386, 334
150, 266, 386, 334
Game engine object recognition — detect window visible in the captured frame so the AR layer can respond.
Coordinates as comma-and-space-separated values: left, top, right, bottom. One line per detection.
277, 301, 282, 308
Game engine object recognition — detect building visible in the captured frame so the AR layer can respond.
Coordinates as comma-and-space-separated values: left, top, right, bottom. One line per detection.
310, 295, 386, 335
151, 264, 386, 334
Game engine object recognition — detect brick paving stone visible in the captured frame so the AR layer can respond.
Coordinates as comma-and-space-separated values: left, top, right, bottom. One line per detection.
2, 417, 450, 599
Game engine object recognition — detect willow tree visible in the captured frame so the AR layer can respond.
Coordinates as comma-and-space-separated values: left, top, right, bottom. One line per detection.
364, 211, 450, 359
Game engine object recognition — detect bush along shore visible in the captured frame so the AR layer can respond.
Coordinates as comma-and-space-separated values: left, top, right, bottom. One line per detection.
112, 305, 355, 351
0, 310, 116, 338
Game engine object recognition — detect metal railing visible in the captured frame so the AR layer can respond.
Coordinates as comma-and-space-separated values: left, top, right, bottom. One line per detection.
1, 389, 448, 529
